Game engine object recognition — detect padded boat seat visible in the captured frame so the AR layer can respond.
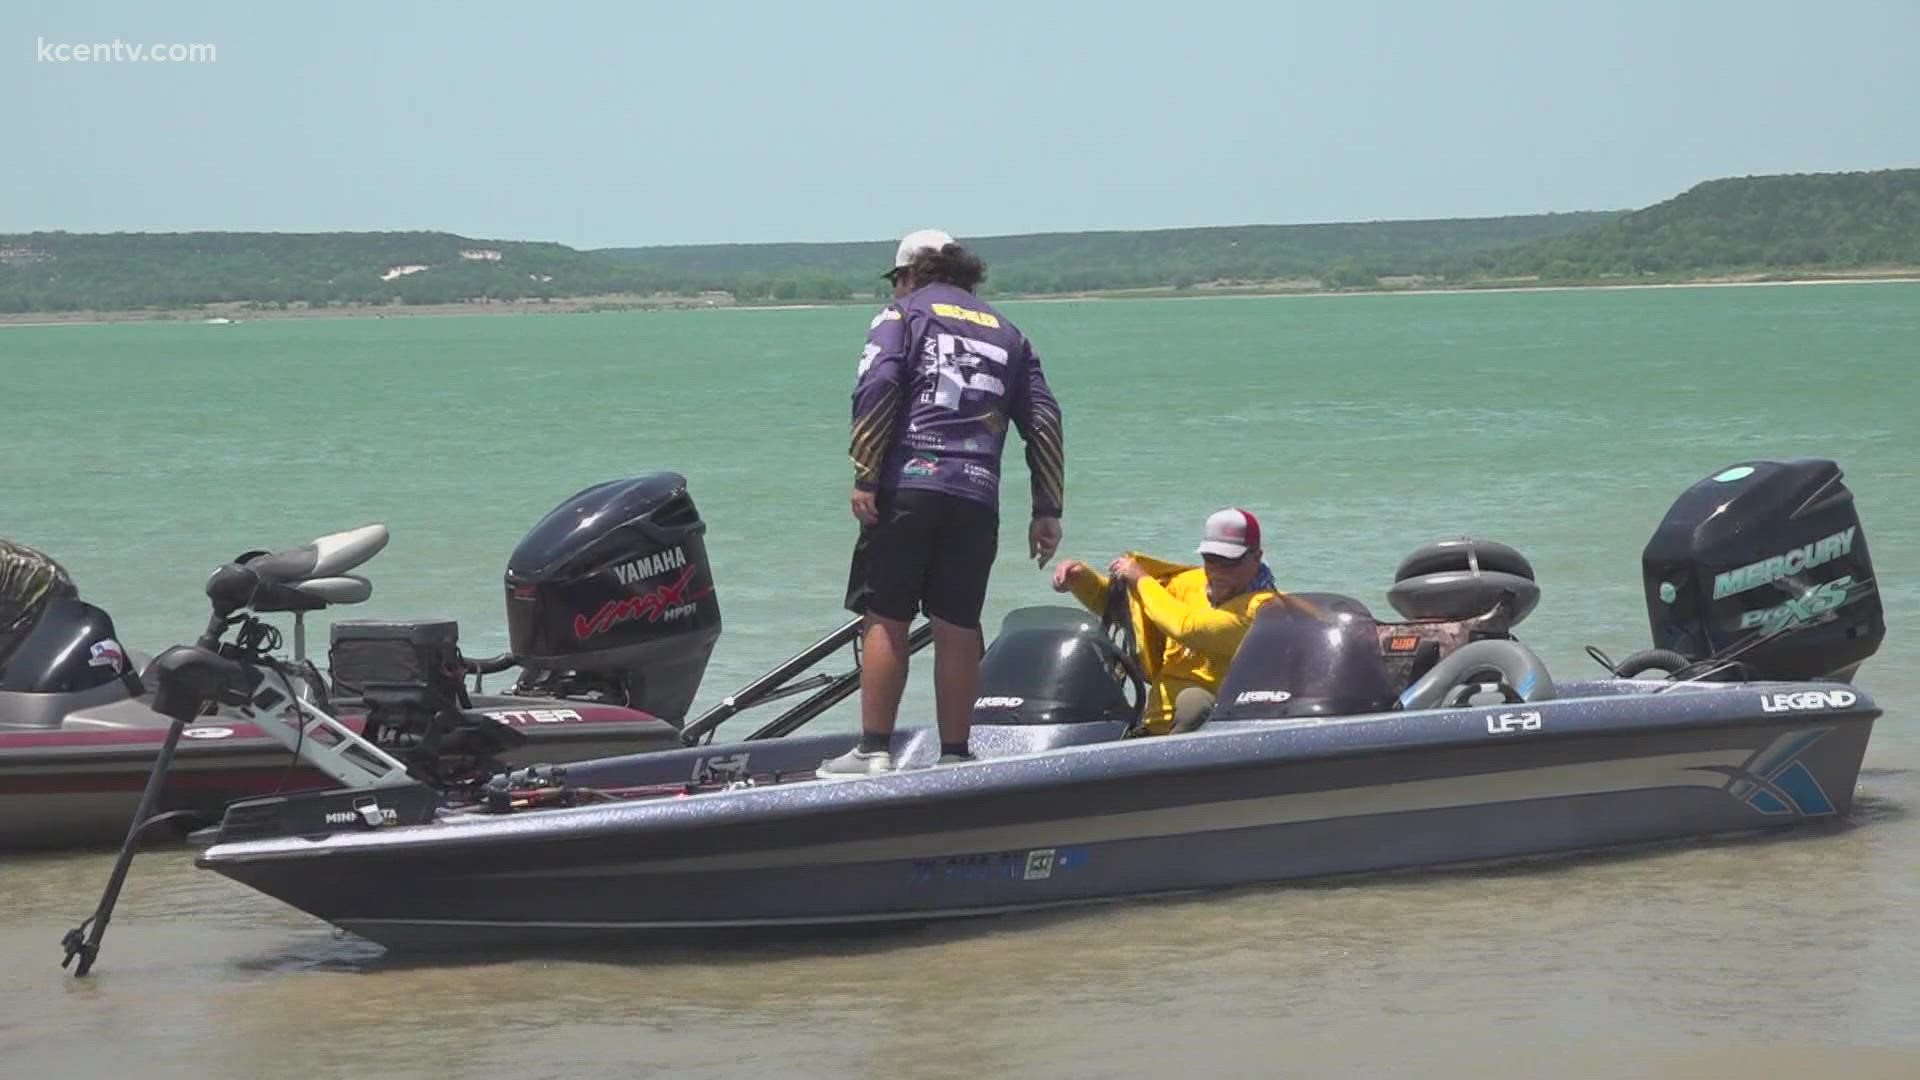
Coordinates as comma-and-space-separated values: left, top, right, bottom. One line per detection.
1376, 619, 1474, 691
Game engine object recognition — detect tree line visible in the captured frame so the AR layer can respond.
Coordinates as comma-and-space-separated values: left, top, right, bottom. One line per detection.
3, 169, 1914, 313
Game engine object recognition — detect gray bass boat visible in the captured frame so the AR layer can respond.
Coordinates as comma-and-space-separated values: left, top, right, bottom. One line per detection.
61, 459, 1886, 971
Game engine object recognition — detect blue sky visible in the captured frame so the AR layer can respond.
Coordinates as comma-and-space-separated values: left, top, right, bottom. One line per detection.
6, 1, 1917, 248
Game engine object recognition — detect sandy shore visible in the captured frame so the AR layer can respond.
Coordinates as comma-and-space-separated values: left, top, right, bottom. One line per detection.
3, 271, 1915, 328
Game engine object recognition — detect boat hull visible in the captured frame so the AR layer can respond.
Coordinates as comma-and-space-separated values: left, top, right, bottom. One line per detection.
0, 695, 682, 850
197, 680, 1879, 948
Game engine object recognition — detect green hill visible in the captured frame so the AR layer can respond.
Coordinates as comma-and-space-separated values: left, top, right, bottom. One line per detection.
2, 168, 1915, 315
1439, 168, 1920, 282
0, 231, 662, 313
595, 213, 1622, 299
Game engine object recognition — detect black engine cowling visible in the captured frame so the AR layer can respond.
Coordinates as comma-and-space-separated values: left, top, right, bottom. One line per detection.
0, 596, 135, 695
504, 473, 721, 720
1, 541, 136, 696
1641, 458, 1883, 681
968, 607, 1141, 728
1213, 593, 1400, 720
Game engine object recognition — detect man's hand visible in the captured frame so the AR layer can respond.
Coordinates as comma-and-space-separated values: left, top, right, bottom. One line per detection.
1051, 558, 1088, 593
1108, 555, 1145, 585
1029, 515, 1062, 567
851, 488, 880, 527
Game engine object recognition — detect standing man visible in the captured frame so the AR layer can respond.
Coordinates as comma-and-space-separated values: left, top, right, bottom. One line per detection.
820, 229, 1066, 776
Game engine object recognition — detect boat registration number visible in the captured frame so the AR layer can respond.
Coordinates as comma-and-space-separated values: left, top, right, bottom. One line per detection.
1486, 710, 1542, 735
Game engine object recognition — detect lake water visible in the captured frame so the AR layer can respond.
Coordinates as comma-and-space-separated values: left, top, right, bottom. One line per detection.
3, 282, 1916, 1077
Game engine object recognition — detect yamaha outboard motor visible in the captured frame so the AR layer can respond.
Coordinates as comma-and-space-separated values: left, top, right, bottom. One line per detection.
1641, 458, 1883, 681
969, 607, 1141, 728
504, 473, 721, 720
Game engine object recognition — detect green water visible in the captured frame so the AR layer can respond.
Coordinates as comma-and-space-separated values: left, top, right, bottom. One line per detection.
3, 283, 1918, 1076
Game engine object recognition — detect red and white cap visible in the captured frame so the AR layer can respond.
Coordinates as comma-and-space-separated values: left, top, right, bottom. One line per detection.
1197, 508, 1261, 559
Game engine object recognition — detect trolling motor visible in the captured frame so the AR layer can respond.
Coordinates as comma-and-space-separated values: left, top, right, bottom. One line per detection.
60, 525, 411, 977
57, 638, 245, 976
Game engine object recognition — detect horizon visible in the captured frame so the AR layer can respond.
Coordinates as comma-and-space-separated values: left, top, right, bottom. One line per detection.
5, 2, 1919, 248
0, 202, 1636, 251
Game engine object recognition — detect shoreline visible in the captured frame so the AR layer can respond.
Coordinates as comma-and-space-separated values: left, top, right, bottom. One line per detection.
3, 270, 1916, 328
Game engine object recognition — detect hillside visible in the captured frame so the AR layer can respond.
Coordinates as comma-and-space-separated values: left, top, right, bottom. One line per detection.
2, 168, 1915, 316
595, 213, 1623, 299
1440, 168, 1920, 282
0, 231, 662, 313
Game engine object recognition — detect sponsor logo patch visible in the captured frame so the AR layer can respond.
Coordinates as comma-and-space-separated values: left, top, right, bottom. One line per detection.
88, 639, 127, 673
930, 302, 1000, 329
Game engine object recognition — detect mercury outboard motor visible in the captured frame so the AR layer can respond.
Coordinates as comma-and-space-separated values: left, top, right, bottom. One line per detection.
503, 473, 721, 720
1640, 458, 1883, 681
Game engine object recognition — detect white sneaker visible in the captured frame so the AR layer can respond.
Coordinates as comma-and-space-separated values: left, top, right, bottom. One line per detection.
816, 747, 894, 779
937, 753, 976, 765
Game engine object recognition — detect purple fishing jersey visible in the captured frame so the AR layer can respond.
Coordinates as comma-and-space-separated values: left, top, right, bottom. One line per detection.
848, 284, 1065, 517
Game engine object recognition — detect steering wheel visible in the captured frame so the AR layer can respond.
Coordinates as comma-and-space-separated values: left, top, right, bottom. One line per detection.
1100, 579, 1151, 733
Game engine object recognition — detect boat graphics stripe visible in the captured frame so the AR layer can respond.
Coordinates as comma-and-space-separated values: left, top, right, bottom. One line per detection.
465, 748, 1764, 878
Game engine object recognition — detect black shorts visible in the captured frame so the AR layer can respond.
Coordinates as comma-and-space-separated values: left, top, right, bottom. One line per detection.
844, 489, 1000, 630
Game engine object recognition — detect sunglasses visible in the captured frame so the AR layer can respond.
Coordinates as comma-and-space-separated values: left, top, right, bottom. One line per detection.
1202, 552, 1249, 567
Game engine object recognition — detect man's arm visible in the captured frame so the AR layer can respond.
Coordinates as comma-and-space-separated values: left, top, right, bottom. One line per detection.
1008, 341, 1065, 518
1132, 576, 1255, 654
849, 307, 911, 491
1065, 565, 1110, 614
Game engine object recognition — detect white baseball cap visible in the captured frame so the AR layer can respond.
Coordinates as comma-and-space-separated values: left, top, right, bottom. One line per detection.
891, 228, 956, 272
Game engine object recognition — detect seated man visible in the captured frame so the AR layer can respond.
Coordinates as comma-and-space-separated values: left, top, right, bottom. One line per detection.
1051, 508, 1281, 734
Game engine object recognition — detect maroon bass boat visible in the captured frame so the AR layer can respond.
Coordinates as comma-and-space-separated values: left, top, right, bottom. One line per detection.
0, 472, 786, 850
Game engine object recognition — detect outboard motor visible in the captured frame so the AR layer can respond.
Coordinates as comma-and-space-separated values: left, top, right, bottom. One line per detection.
1213, 594, 1400, 720
1641, 458, 1883, 681
0, 597, 136, 697
968, 607, 1141, 728
503, 473, 721, 720
0, 540, 138, 700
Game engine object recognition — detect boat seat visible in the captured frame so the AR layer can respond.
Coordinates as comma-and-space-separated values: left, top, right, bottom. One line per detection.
249, 575, 373, 614
1376, 619, 1478, 693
